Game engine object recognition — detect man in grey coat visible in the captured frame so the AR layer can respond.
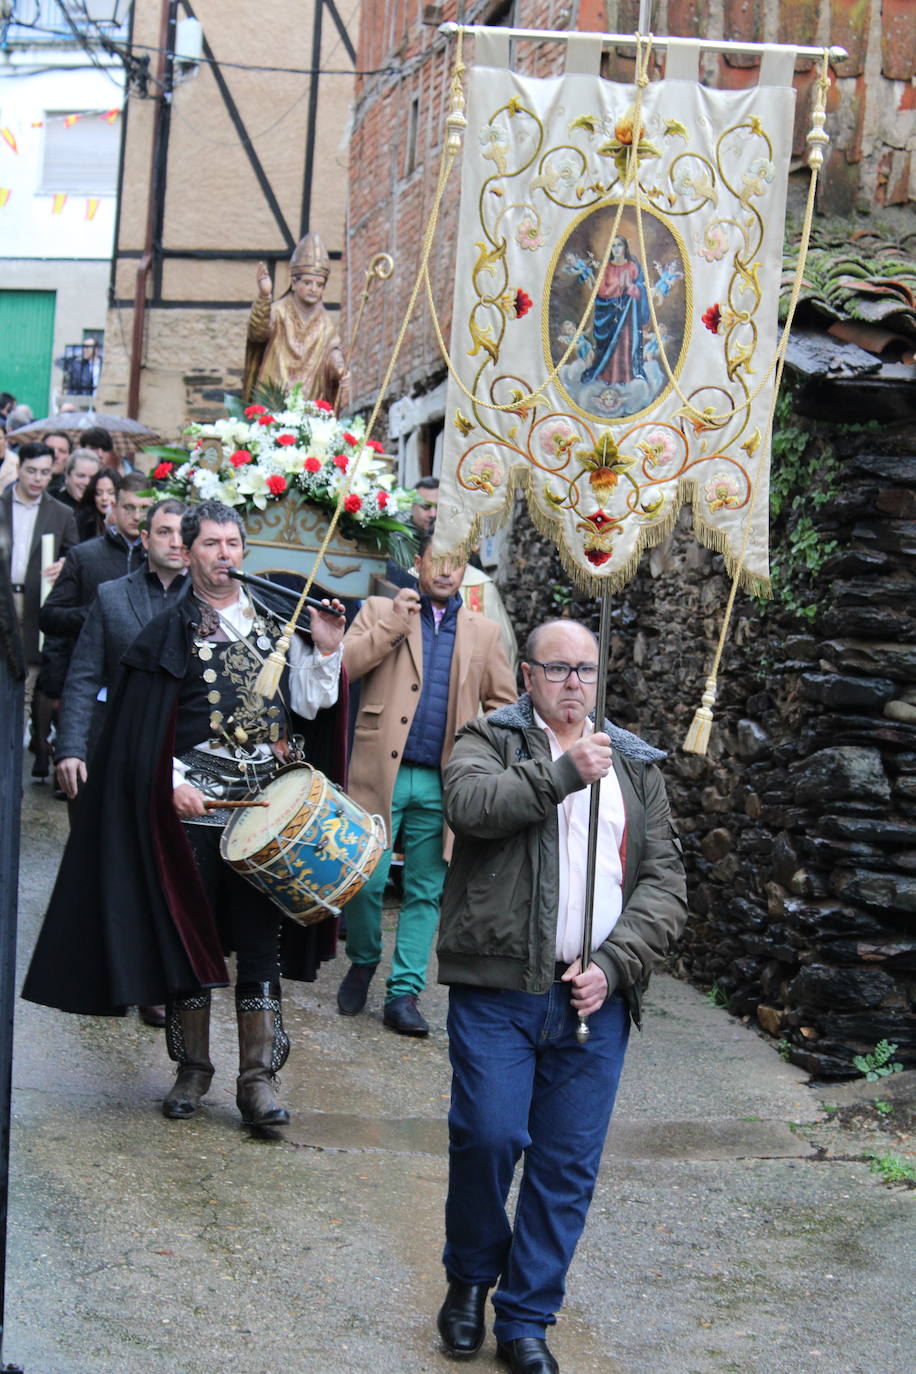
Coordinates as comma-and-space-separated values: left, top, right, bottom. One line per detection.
55, 498, 188, 799
434, 618, 688, 1374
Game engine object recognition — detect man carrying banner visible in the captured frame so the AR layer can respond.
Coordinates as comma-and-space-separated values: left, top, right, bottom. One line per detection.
435, 617, 687, 1373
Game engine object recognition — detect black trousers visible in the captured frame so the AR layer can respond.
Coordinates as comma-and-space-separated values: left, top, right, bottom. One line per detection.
183, 822, 282, 985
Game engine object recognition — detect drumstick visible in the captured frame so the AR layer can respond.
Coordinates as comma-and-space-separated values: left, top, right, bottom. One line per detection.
204, 799, 270, 809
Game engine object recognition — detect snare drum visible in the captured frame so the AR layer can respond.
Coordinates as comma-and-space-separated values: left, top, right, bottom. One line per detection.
220, 764, 386, 925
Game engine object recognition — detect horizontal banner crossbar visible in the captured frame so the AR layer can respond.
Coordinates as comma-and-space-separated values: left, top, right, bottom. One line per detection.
439, 23, 847, 64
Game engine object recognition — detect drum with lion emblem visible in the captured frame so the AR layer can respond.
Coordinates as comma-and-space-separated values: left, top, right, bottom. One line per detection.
220, 763, 386, 925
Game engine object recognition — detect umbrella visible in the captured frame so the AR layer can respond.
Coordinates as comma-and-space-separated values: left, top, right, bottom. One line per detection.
6, 409, 160, 458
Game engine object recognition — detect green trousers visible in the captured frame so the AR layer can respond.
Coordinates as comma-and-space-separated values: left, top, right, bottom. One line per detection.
343, 764, 448, 1001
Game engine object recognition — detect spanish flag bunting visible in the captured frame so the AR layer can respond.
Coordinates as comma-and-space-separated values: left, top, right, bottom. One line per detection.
63, 114, 80, 128
0, 189, 10, 208
31, 120, 44, 129
85, 198, 100, 221
1, 129, 17, 155
102, 109, 120, 124
52, 193, 68, 214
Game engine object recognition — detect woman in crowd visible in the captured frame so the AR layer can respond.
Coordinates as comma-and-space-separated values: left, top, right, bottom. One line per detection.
76, 468, 120, 542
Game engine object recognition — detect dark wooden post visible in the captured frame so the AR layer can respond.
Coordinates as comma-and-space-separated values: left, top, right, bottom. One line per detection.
0, 527, 25, 1373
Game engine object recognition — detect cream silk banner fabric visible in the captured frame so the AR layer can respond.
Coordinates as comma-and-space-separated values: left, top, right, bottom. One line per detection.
434, 61, 796, 594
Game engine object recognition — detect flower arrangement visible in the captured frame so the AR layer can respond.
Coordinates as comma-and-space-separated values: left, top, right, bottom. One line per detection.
145, 386, 418, 564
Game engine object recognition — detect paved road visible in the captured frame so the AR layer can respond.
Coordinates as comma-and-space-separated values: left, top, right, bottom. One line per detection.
6, 773, 914, 1373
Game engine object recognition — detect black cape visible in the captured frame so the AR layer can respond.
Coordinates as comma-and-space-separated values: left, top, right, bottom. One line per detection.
22, 588, 348, 1015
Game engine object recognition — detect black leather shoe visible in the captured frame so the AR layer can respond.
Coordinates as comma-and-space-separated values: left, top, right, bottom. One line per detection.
337, 962, 378, 1016
383, 993, 429, 1037
139, 1005, 167, 1028
437, 1280, 490, 1358
496, 1337, 559, 1374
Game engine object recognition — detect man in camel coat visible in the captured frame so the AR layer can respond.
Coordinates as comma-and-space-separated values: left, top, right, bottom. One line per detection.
338, 529, 517, 1037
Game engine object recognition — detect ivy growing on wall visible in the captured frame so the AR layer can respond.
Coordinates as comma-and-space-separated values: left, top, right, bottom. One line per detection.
761, 389, 843, 623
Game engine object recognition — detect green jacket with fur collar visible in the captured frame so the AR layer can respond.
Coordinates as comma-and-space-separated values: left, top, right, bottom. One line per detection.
436, 694, 688, 1025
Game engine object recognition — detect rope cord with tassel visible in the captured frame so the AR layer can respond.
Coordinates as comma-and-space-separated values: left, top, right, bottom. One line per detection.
254, 30, 470, 700
682, 49, 831, 754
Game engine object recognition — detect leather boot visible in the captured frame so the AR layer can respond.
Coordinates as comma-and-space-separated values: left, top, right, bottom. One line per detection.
162, 992, 214, 1119
236, 981, 291, 1127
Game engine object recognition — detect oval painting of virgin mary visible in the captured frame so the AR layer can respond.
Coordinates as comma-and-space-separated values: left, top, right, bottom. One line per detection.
546, 200, 690, 423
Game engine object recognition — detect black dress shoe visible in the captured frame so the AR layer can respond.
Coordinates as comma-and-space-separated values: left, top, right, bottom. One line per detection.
437, 1280, 490, 1358
139, 1005, 167, 1028
496, 1337, 559, 1374
383, 993, 429, 1037
337, 962, 378, 1016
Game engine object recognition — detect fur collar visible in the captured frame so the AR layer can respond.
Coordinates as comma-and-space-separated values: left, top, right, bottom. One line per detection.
486, 692, 666, 763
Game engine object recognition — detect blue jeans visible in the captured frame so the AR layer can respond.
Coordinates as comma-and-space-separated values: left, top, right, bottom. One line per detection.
443, 980, 630, 1342
343, 764, 448, 1001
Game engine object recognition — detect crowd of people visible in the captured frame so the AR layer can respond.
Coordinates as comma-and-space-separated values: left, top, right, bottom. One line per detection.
4, 386, 687, 1374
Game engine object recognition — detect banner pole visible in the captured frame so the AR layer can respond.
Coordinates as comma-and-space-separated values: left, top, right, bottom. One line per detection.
576, 589, 614, 1046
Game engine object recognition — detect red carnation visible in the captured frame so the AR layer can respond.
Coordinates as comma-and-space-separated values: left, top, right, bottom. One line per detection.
344, 493, 362, 513
377, 490, 388, 508
314, 399, 333, 412
702, 303, 722, 334
245, 404, 267, 417
229, 449, 252, 467
515, 289, 533, 318
277, 433, 296, 446
304, 456, 321, 473
333, 454, 349, 471
266, 474, 287, 495
257, 414, 275, 426
342, 432, 358, 446
152, 461, 173, 480
366, 438, 385, 453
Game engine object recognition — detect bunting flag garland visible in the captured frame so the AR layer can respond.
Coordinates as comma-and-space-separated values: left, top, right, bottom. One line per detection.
0, 129, 18, 155
51, 193, 68, 214
85, 198, 100, 221
63, 114, 81, 128
102, 109, 120, 124
434, 39, 802, 598
0, 189, 10, 208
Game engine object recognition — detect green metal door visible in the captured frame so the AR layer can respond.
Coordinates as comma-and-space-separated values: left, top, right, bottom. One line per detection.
0, 290, 57, 417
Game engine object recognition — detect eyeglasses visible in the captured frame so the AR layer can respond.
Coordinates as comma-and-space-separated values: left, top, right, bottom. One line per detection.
528, 660, 600, 684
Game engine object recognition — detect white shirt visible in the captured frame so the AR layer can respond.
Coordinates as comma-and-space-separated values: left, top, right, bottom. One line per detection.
534, 709, 626, 963
172, 588, 342, 787
10, 487, 41, 586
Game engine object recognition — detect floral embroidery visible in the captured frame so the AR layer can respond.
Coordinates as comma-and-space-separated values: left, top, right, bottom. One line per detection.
702, 304, 722, 334
698, 223, 729, 263
538, 419, 577, 461
705, 472, 742, 511
500, 288, 533, 319
467, 451, 504, 495
515, 216, 544, 252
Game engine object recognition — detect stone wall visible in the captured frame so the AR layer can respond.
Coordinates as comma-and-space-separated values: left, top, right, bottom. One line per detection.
500, 412, 916, 1079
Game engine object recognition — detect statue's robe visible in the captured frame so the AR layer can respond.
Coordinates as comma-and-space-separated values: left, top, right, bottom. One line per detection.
244, 294, 343, 407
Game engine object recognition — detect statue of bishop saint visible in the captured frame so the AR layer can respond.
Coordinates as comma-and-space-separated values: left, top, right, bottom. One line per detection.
244, 231, 350, 412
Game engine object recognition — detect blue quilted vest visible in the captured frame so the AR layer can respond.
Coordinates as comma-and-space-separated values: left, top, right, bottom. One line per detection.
402, 594, 460, 768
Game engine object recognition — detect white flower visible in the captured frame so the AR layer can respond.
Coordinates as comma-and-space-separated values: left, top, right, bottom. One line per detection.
237, 467, 270, 509
215, 479, 242, 505
192, 468, 220, 499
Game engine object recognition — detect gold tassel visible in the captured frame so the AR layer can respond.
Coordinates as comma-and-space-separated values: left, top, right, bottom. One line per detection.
254, 631, 291, 701
683, 676, 717, 756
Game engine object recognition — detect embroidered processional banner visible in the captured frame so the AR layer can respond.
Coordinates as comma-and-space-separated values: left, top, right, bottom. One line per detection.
434, 46, 797, 594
